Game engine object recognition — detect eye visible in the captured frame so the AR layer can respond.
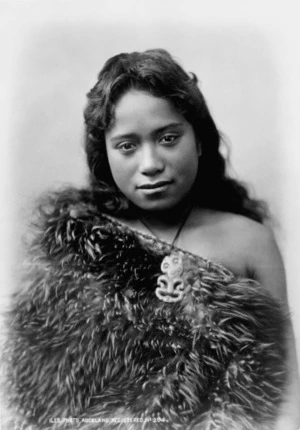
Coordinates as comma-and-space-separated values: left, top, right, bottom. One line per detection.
160, 134, 178, 145
117, 142, 136, 153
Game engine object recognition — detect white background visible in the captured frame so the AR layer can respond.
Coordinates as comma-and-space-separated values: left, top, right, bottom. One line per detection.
0, 0, 299, 365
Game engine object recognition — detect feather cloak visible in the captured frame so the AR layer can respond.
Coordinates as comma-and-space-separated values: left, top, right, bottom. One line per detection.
2, 189, 288, 430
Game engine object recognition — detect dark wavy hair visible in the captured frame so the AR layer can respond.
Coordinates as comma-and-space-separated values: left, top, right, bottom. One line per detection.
84, 49, 267, 222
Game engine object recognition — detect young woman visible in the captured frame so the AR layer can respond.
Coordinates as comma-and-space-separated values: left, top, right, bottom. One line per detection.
4, 49, 300, 429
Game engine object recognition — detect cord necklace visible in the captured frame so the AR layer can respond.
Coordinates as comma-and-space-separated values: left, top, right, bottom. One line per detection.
139, 205, 193, 303
139, 204, 193, 248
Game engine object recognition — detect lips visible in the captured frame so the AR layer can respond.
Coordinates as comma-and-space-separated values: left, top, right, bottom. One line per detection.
138, 180, 172, 190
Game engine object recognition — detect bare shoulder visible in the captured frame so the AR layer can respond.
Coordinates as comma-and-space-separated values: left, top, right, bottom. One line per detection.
193, 209, 286, 300
195, 208, 273, 249
220, 212, 286, 301
221, 213, 282, 267
214, 210, 275, 248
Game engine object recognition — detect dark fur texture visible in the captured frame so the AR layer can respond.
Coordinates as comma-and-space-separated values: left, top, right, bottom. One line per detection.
3, 189, 288, 430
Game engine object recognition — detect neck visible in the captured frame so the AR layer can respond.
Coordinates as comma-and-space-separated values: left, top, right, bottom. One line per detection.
137, 201, 194, 228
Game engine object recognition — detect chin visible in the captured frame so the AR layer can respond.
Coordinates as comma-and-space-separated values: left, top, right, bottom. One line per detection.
136, 199, 181, 212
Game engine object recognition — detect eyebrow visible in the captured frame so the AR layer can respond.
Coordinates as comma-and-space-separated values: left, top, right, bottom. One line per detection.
109, 122, 185, 143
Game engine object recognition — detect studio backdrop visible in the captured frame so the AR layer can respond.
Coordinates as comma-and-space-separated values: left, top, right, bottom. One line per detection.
1, 0, 299, 366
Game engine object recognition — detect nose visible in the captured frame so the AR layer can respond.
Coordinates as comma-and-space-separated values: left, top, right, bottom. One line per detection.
139, 143, 165, 176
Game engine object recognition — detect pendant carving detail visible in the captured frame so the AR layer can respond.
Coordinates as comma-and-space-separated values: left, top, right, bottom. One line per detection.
155, 253, 191, 303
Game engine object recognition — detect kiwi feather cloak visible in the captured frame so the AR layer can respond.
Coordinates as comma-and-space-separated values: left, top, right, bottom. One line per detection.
2, 188, 288, 430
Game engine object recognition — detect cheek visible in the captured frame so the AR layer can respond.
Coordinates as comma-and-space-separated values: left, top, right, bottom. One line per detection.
106, 153, 135, 190
174, 147, 199, 180
109, 159, 124, 181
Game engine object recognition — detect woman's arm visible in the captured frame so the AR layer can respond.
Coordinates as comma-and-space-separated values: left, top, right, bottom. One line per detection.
249, 226, 300, 429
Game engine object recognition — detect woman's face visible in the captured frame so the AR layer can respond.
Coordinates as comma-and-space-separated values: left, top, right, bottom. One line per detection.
105, 90, 200, 212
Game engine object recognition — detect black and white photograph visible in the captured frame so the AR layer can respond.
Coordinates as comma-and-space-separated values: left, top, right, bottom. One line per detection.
1, 1, 300, 429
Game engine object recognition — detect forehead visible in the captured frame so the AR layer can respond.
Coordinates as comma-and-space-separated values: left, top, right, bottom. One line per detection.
107, 90, 186, 135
